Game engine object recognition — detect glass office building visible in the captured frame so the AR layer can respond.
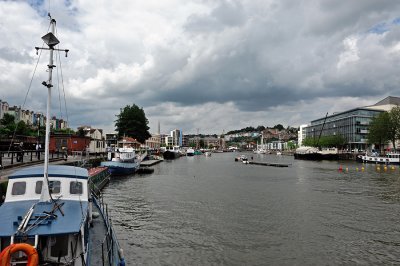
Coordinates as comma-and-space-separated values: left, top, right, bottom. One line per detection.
304, 96, 400, 150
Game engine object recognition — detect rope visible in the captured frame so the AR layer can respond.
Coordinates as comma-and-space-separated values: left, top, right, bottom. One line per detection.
55, 48, 63, 120
55, 24, 70, 129
5, 21, 51, 155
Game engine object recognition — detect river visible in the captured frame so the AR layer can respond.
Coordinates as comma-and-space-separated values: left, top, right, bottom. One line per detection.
102, 152, 400, 265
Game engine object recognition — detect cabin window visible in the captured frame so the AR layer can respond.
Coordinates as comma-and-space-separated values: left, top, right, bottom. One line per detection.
50, 235, 68, 257
49, 181, 61, 194
11, 182, 26, 195
35, 181, 43, 194
70, 181, 83, 195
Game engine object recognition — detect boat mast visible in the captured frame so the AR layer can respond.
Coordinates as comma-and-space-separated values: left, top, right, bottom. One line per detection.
36, 14, 69, 202
316, 112, 329, 149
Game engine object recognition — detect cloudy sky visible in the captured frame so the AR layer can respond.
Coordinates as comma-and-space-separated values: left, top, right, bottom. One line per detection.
1, 0, 400, 134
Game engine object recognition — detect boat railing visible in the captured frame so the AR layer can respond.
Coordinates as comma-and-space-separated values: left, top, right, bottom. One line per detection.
93, 194, 125, 266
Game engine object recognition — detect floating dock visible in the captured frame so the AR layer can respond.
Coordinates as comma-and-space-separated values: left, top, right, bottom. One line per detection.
248, 161, 290, 167
140, 159, 163, 167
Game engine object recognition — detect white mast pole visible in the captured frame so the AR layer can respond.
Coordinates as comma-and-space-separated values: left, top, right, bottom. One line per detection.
40, 18, 57, 202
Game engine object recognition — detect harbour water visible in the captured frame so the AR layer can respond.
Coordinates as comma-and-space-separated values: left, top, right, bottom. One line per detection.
102, 152, 400, 265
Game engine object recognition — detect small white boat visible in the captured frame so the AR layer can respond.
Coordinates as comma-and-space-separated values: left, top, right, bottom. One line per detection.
276, 151, 282, 156
205, 151, 212, 157
357, 152, 400, 164
186, 148, 195, 156
235, 155, 248, 162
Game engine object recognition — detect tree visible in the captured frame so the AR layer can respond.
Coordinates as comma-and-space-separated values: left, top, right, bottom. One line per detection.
273, 124, 284, 131
77, 128, 85, 137
302, 137, 317, 147
367, 112, 391, 153
0, 114, 16, 137
0, 113, 15, 126
256, 125, 265, 131
115, 104, 151, 143
389, 106, 400, 150
15, 121, 30, 136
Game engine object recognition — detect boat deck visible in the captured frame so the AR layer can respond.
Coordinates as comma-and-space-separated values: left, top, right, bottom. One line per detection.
88, 200, 121, 265
89, 202, 108, 265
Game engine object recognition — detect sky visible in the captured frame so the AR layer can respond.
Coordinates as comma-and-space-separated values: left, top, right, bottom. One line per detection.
1, 0, 400, 134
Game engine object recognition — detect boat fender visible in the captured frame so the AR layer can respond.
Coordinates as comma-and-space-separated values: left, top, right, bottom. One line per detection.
92, 211, 100, 219
0, 243, 39, 266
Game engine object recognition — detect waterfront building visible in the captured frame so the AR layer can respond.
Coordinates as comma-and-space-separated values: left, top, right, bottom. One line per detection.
265, 140, 287, 150
105, 133, 118, 150
298, 124, 308, 147
181, 135, 189, 147
118, 137, 141, 149
144, 134, 161, 150
78, 126, 106, 153
159, 134, 167, 147
49, 133, 91, 154
6, 106, 22, 122
20, 110, 34, 125
304, 96, 400, 151
164, 129, 182, 147
0, 100, 9, 120
203, 136, 221, 149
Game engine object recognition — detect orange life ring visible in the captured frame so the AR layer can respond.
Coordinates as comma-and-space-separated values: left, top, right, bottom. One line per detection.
0, 243, 39, 266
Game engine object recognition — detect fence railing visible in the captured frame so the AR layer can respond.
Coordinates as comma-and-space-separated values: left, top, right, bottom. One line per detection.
0, 150, 65, 167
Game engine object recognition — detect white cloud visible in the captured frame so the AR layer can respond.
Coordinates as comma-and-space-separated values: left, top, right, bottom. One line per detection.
1, 0, 400, 134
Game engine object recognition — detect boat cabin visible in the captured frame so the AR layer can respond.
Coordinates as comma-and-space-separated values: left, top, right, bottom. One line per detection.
0, 165, 89, 265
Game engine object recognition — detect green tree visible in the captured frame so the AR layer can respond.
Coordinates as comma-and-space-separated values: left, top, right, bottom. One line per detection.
15, 121, 30, 136
273, 124, 284, 131
367, 112, 391, 153
115, 104, 151, 143
389, 106, 400, 150
319, 135, 346, 148
0, 113, 16, 137
256, 125, 265, 131
302, 137, 317, 147
0, 113, 15, 126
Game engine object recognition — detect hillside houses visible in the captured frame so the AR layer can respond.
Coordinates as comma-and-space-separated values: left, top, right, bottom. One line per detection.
0, 100, 67, 129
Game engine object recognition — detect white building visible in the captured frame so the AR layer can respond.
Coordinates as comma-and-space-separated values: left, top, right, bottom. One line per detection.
79, 126, 106, 153
297, 124, 308, 147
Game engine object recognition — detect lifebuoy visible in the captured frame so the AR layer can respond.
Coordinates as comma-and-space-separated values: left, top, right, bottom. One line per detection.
0, 243, 39, 266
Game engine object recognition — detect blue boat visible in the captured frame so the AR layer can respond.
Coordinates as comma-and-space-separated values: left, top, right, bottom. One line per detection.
0, 14, 124, 265
101, 147, 140, 175
0, 166, 125, 265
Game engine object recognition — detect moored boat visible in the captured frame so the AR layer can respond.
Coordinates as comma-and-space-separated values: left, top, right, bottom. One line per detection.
186, 148, 195, 156
357, 152, 400, 164
294, 147, 339, 160
0, 15, 124, 265
88, 166, 110, 194
235, 155, 248, 162
101, 147, 140, 175
163, 146, 181, 160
